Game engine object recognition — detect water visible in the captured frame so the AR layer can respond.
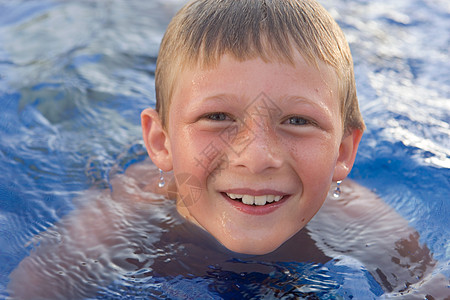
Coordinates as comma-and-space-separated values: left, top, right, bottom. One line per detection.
0, 0, 449, 299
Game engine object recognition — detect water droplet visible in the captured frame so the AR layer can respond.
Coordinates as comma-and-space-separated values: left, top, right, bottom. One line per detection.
158, 179, 165, 188
158, 169, 165, 188
333, 180, 342, 198
333, 189, 341, 198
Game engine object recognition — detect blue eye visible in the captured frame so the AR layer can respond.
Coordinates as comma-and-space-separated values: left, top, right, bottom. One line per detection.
285, 116, 309, 125
205, 112, 230, 121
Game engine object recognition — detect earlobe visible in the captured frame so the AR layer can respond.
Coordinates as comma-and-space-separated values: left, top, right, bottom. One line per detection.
333, 129, 363, 182
141, 108, 173, 171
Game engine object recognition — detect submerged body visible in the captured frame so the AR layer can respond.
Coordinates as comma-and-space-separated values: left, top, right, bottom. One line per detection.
7, 160, 448, 299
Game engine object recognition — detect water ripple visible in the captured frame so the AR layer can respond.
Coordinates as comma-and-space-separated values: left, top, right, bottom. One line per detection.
0, 0, 449, 298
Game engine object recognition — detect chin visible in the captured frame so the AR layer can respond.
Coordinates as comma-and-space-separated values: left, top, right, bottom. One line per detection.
210, 223, 303, 256
221, 238, 284, 256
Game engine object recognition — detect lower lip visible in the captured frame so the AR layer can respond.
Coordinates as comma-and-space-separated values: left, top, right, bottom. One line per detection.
221, 193, 288, 215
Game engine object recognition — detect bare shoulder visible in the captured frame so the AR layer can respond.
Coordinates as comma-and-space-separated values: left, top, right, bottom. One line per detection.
7, 159, 172, 299
307, 180, 449, 298
113, 159, 176, 202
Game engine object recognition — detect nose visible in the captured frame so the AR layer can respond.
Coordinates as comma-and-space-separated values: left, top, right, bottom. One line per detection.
227, 119, 283, 174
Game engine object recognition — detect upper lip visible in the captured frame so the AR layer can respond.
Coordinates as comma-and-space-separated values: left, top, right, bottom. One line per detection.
221, 188, 288, 196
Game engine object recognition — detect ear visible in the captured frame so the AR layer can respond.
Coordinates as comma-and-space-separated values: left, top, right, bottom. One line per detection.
332, 128, 363, 181
141, 108, 173, 171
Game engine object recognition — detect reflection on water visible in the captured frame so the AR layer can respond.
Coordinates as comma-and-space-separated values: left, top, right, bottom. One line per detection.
0, 0, 449, 298
8, 163, 385, 299
6, 162, 447, 299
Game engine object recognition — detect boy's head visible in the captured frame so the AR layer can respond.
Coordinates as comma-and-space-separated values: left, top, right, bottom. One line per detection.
142, 0, 365, 254
155, 0, 365, 133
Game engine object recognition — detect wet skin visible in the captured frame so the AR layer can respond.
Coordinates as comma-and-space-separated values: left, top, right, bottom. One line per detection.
8, 162, 447, 299
142, 53, 362, 254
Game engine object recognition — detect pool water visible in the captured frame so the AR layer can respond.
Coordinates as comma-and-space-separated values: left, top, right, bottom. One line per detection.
0, 0, 449, 299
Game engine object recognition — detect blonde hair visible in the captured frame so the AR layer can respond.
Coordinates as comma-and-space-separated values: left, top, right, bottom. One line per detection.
155, 0, 365, 132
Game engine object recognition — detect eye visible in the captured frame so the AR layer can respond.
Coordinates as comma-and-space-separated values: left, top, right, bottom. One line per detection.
284, 116, 312, 126
203, 112, 232, 121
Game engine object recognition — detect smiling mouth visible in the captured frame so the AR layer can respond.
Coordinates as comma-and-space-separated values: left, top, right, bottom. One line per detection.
224, 193, 285, 206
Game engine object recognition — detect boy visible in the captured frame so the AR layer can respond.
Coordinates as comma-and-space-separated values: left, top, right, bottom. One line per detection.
8, 0, 448, 298
141, 0, 364, 255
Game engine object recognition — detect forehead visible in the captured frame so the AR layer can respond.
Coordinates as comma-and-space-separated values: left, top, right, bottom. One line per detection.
171, 52, 339, 108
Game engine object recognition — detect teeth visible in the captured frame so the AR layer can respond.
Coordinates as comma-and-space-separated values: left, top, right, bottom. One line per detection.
242, 195, 254, 205
226, 193, 284, 206
254, 195, 266, 206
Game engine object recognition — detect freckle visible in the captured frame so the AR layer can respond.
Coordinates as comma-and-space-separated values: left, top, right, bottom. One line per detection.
301, 218, 305, 222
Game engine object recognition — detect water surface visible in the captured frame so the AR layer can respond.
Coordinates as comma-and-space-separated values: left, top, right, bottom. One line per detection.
0, 0, 449, 298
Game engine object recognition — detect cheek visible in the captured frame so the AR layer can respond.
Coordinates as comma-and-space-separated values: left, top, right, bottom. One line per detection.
170, 128, 226, 180
286, 137, 339, 179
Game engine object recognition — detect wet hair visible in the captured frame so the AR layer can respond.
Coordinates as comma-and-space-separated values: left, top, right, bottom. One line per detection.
155, 0, 365, 132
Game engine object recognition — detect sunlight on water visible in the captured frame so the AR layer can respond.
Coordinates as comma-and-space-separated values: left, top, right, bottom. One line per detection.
0, 0, 449, 298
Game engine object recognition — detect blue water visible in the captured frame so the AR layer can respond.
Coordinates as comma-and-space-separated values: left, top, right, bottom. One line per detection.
0, 0, 449, 299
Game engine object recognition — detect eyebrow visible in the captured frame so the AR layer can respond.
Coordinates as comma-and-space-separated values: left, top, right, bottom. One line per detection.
191, 94, 240, 111
199, 94, 238, 104
279, 95, 333, 117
